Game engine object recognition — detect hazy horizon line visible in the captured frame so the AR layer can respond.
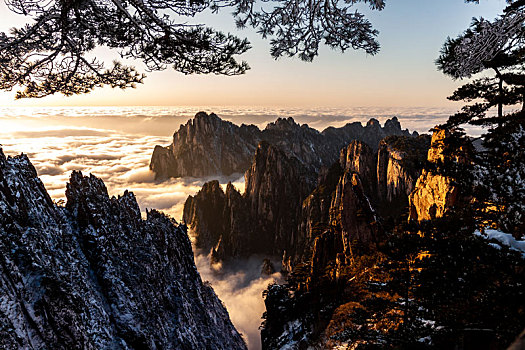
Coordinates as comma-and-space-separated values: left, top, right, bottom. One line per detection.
0, 104, 459, 109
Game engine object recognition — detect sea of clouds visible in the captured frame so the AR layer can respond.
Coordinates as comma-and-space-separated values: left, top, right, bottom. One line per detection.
1, 105, 473, 349
1, 105, 474, 218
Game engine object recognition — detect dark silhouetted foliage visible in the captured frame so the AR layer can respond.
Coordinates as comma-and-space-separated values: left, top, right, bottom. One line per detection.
0, 0, 386, 98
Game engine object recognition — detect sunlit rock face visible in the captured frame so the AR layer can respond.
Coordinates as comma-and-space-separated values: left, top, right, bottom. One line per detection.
289, 137, 428, 270
261, 136, 432, 348
0, 149, 246, 350
329, 172, 380, 255
150, 112, 415, 179
376, 135, 430, 218
409, 129, 460, 221
297, 166, 382, 284
318, 136, 429, 221
409, 170, 458, 221
292, 162, 344, 270
262, 168, 383, 349
339, 140, 377, 196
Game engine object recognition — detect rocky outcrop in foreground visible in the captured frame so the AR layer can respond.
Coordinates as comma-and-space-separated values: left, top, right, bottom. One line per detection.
150, 112, 415, 179
0, 149, 246, 349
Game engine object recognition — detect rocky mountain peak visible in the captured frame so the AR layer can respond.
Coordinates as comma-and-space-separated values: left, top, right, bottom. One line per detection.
366, 118, 380, 127
184, 140, 317, 262
184, 115, 422, 273
427, 127, 450, 163
384, 116, 402, 132
194, 110, 216, 119
409, 128, 462, 222
151, 112, 260, 178
265, 117, 301, 131
191, 111, 223, 132
0, 148, 246, 349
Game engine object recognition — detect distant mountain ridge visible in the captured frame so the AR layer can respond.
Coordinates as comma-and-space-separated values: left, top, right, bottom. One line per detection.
150, 112, 416, 179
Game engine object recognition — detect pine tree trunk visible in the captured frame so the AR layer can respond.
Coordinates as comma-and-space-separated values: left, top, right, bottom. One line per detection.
498, 77, 503, 118
494, 68, 503, 118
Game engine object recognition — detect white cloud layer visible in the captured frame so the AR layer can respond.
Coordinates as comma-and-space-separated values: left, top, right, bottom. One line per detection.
0, 105, 485, 136
193, 247, 282, 350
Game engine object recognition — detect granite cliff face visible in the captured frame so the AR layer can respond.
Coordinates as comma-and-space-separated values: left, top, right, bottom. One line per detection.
262, 132, 460, 349
244, 141, 317, 255
329, 172, 380, 256
261, 165, 383, 349
376, 135, 430, 218
0, 149, 246, 349
184, 142, 316, 262
288, 137, 429, 269
150, 112, 260, 178
185, 128, 427, 273
260, 126, 525, 350
331, 136, 429, 219
409, 129, 461, 221
339, 140, 377, 196
285, 153, 382, 274
293, 163, 344, 269
151, 112, 414, 179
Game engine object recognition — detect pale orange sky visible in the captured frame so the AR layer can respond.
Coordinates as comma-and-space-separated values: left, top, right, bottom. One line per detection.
0, 0, 509, 108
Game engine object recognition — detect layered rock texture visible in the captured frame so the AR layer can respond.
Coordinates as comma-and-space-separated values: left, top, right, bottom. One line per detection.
150, 112, 260, 178
409, 128, 462, 221
184, 142, 316, 262
0, 149, 246, 349
150, 112, 415, 179
260, 127, 525, 350
184, 119, 429, 273
376, 135, 431, 218
179, 116, 434, 349
282, 136, 429, 270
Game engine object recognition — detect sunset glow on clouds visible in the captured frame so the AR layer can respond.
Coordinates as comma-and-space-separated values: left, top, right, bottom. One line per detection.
0, 1, 508, 110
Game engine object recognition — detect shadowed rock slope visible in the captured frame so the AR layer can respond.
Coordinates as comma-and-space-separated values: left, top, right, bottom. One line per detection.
184, 141, 317, 263
0, 149, 246, 350
150, 112, 415, 179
